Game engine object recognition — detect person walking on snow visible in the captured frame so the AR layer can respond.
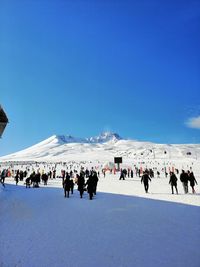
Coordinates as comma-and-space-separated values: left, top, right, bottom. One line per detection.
86, 175, 94, 200
169, 172, 178, 194
77, 173, 85, 198
119, 170, 125, 180
92, 171, 99, 195
180, 170, 189, 194
141, 170, 151, 193
15, 170, 20, 185
0, 169, 7, 187
63, 175, 71, 198
188, 171, 198, 194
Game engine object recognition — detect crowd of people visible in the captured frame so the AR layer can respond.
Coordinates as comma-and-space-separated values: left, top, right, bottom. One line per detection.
0, 164, 198, 197
137, 168, 198, 194
62, 168, 99, 200
0, 166, 100, 200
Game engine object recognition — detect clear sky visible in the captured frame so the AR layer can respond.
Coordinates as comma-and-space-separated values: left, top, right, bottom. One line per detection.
0, 0, 200, 156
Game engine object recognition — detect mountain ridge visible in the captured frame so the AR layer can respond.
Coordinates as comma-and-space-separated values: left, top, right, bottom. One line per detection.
51, 131, 123, 144
0, 131, 200, 162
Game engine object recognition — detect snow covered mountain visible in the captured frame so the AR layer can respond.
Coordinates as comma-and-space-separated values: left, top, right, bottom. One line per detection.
0, 131, 200, 163
86, 132, 122, 143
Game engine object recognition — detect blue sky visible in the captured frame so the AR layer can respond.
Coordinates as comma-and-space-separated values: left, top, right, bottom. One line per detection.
0, 0, 200, 156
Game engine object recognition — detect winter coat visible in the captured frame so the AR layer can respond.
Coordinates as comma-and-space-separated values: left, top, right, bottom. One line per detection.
63, 178, 71, 191
120, 172, 125, 179
141, 174, 151, 184
169, 174, 177, 186
70, 179, 74, 189
180, 172, 188, 184
34, 172, 40, 182
42, 173, 48, 182
86, 177, 94, 193
189, 173, 197, 187
77, 176, 85, 191
92, 173, 99, 186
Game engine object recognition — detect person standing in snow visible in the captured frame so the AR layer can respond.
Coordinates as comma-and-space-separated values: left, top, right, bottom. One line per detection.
15, 170, 20, 185
63, 175, 71, 198
19, 170, 24, 181
188, 171, 198, 194
92, 171, 99, 195
141, 170, 151, 193
70, 178, 74, 194
53, 169, 56, 179
77, 173, 85, 198
86, 175, 94, 200
49, 170, 52, 179
169, 172, 178, 194
180, 170, 189, 194
25, 177, 31, 188
0, 169, 7, 187
131, 170, 133, 178
34, 171, 41, 188
42, 173, 48, 185
61, 170, 66, 186
119, 170, 125, 180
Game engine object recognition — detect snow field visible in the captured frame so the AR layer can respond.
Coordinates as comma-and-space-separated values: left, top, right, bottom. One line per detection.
0, 173, 200, 267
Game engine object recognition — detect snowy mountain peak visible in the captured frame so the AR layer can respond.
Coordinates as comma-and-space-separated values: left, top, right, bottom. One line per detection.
87, 131, 122, 143
54, 135, 85, 144
52, 132, 122, 144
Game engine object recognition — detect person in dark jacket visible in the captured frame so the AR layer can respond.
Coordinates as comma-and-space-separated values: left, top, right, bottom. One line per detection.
141, 171, 151, 193
25, 177, 31, 188
15, 170, 20, 185
63, 177, 71, 198
92, 171, 99, 195
53, 169, 56, 179
188, 171, 198, 194
119, 170, 125, 180
77, 173, 85, 198
34, 171, 41, 188
42, 173, 48, 185
70, 179, 74, 194
0, 169, 7, 187
180, 170, 189, 194
169, 172, 178, 194
19, 170, 24, 181
86, 175, 94, 200
131, 170, 133, 178
30, 171, 35, 186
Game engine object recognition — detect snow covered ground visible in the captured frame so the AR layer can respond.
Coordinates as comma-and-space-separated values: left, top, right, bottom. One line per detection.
1, 132, 200, 162
0, 132, 200, 266
1, 172, 200, 267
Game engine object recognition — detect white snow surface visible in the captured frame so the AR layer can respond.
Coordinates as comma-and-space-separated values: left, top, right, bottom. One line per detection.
0, 171, 200, 267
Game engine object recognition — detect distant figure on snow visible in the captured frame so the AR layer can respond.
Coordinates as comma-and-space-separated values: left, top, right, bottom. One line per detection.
119, 170, 125, 180
0, 169, 7, 187
188, 171, 198, 194
15, 170, 20, 185
77, 173, 85, 198
180, 170, 189, 194
86, 175, 95, 200
169, 172, 178, 194
141, 170, 151, 193
63, 176, 71, 198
